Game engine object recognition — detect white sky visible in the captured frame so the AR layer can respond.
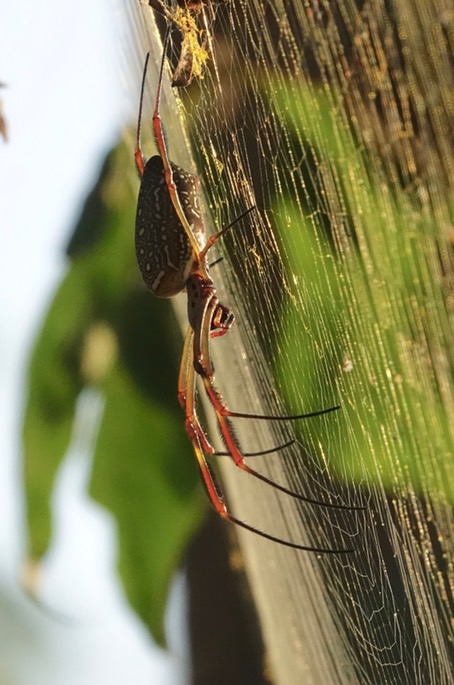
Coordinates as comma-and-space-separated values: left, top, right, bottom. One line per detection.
0, 1, 186, 683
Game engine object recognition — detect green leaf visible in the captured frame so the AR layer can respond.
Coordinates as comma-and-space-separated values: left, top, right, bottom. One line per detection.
269, 81, 453, 502
22, 144, 205, 643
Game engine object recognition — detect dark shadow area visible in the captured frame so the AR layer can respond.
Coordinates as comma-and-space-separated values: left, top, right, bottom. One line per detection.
185, 512, 271, 685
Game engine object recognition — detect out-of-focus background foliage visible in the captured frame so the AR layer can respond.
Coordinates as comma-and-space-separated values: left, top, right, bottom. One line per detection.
1, 1, 202, 683
23, 145, 204, 642
2, 3, 269, 683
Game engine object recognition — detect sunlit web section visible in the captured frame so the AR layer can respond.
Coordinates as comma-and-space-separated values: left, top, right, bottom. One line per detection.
131, 1, 454, 683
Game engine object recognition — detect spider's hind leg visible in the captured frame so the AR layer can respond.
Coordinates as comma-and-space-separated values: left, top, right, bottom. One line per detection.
193, 291, 364, 513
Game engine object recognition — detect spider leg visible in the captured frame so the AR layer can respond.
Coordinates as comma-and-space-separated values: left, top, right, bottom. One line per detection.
191, 435, 352, 553
179, 318, 295, 458
178, 326, 215, 455
134, 52, 150, 177
192, 291, 364, 512
180, 322, 352, 552
152, 28, 206, 263
199, 206, 256, 262
177, 325, 192, 411
143, 30, 254, 273
214, 439, 296, 457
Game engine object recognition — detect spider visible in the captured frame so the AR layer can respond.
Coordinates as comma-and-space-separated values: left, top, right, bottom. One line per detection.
134, 32, 362, 552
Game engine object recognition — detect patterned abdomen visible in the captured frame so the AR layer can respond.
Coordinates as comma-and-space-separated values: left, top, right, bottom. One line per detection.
135, 156, 206, 298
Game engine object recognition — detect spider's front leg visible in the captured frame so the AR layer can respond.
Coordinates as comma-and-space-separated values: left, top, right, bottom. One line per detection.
151, 29, 206, 262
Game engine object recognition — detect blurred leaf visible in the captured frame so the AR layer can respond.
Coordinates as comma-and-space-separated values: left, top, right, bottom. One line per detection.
269, 81, 453, 502
22, 143, 205, 642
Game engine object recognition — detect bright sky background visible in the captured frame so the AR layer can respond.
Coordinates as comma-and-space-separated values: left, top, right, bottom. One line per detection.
0, 1, 186, 682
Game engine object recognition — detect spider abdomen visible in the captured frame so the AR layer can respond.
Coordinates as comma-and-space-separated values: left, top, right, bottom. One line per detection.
135, 155, 206, 297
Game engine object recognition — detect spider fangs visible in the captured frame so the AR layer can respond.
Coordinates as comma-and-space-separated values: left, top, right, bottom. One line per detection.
134, 34, 363, 552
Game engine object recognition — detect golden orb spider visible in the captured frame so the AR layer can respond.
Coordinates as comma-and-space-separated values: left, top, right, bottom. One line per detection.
134, 31, 362, 551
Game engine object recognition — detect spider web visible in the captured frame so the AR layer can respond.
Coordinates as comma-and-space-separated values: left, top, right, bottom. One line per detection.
124, 1, 454, 683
